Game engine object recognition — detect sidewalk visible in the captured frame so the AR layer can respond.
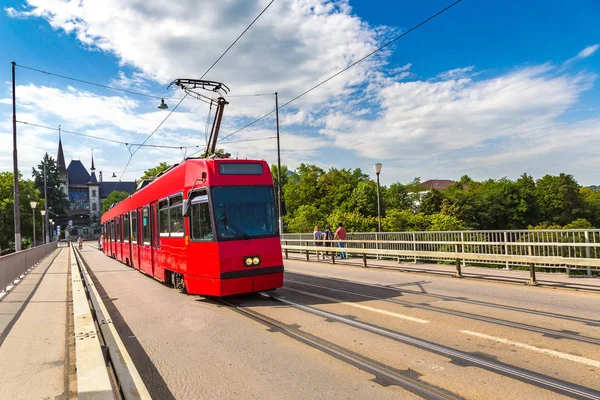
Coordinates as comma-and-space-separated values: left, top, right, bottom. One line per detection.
0, 248, 71, 400
286, 254, 600, 292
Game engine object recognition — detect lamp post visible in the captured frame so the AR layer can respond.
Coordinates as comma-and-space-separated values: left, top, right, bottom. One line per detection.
30, 201, 37, 247
12, 61, 21, 251
373, 163, 382, 232
50, 219, 54, 241
275, 92, 283, 234
43, 160, 49, 244
40, 210, 46, 245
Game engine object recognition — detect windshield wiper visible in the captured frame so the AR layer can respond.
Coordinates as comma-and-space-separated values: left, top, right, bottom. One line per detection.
220, 217, 252, 241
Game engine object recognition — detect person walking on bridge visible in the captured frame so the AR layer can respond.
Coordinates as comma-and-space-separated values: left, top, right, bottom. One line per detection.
335, 223, 347, 259
313, 225, 324, 260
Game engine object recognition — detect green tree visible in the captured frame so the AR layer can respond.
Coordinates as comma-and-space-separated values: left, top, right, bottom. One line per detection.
384, 182, 414, 211
140, 162, 172, 181
326, 210, 377, 232
418, 189, 444, 215
428, 214, 467, 231
285, 205, 324, 233
536, 173, 583, 225
382, 209, 429, 232
101, 191, 130, 214
32, 153, 69, 225
0, 172, 44, 251
580, 187, 600, 227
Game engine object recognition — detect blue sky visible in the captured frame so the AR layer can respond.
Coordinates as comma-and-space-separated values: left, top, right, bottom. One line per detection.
1, 0, 599, 185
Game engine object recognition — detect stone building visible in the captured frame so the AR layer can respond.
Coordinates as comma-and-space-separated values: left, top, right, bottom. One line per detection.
56, 135, 136, 235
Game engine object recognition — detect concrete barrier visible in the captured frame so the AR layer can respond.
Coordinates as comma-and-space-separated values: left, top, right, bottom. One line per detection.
0, 242, 58, 294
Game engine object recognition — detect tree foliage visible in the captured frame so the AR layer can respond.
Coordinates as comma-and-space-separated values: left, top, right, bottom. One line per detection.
31, 153, 70, 225
140, 162, 172, 181
0, 172, 45, 251
101, 191, 130, 214
276, 163, 600, 232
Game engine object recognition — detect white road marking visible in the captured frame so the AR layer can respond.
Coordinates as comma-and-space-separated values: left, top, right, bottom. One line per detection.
460, 330, 600, 368
284, 287, 430, 324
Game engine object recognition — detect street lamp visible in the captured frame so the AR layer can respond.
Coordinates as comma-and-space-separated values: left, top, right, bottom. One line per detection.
50, 220, 55, 241
373, 163, 382, 232
30, 201, 37, 247
40, 210, 46, 245
158, 99, 168, 109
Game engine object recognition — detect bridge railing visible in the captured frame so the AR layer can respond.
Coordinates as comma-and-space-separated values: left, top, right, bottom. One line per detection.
281, 229, 600, 276
0, 242, 59, 293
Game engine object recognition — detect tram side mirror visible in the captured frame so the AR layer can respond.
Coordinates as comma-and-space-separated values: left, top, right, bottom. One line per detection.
182, 200, 190, 217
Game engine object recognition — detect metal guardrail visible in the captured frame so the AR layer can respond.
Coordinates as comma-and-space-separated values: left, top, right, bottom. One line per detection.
281, 229, 600, 277
0, 242, 59, 293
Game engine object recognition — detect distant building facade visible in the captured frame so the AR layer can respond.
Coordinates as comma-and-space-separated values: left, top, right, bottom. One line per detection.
56, 135, 136, 232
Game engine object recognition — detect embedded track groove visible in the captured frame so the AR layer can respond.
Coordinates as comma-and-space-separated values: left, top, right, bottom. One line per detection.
261, 291, 600, 400
285, 279, 600, 345
217, 296, 461, 400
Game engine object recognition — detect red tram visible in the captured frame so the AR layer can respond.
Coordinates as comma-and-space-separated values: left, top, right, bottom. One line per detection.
100, 158, 283, 296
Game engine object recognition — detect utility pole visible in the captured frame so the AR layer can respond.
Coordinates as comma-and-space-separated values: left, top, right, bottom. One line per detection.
12, 61, 21, 251
43, 161, 49, 244
275, 92, 283, 234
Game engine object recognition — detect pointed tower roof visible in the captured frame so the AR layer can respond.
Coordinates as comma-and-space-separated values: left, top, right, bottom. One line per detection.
88, 149, 99, 185
57, 128, 67, 174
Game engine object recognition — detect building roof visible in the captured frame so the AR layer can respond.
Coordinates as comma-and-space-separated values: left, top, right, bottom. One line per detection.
57, 136, 67, 174
99, 181, 136, 198
88, 171, 99, 184
420, 179, 456, 191
67, 160, 90, 186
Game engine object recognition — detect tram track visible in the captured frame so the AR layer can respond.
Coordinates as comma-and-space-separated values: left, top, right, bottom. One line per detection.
284, 278, 600, 346
287, 272, 600, 327
217, 296, 461, 400
221, 291, 600, 400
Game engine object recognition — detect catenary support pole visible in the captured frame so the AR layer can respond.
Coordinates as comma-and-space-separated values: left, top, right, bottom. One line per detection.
12, 61, 21, 251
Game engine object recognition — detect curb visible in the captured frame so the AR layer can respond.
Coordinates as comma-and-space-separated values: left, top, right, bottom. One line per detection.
73, 247, 151, 400
70, 245, 114, 399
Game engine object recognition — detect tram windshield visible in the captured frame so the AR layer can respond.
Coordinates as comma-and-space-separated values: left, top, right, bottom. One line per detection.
212, 186, 277, 240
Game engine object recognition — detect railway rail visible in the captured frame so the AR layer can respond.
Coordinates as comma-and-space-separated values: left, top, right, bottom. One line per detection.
219, 291, 600, 400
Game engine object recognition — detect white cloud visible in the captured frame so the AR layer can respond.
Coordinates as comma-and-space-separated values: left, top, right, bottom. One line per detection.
563, 44, 599, 67
7, 0, 385, 112
577, 44, 599, 59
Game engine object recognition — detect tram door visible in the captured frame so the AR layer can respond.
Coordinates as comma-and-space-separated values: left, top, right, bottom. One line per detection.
151, 202, 159, 279
140, 206, 153, 275
131, 209, 140, 270
124, 213, 132, 266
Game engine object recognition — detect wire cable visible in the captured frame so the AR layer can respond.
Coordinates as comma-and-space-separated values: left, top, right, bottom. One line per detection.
219, 0, 462, 142
15, 63, 181, 100
200, 0, 275, 80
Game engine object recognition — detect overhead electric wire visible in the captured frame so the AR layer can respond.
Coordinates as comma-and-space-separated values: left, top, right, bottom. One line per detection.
219, 0, 463, 142
114, 0, 276, 182
16, 120, 204, 150
15, 63, 181, 100
200, 0, 275, 80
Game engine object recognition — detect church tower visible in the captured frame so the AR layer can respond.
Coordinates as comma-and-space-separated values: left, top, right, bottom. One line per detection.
87, 150, 101, 222
56, 127, 69, 197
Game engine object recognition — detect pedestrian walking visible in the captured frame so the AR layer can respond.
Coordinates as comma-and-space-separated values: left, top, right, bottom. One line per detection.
324, 225, 334, 259
335, 223, 347, 259
313, 225, 324, 259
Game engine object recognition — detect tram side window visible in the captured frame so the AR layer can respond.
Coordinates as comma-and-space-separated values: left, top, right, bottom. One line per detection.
124, 214, 130, 242
169, 195, 184, 237
190, 191, 213, 240
116, 217, 121, 242
158, 199, 170, 237
142, 207, 151, 245
131, 211, 138, 243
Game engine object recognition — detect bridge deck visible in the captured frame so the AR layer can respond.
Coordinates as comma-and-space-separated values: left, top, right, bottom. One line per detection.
0, 248, 71, 399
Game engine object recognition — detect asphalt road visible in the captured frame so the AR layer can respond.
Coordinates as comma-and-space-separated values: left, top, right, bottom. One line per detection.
80, 246, 600, 399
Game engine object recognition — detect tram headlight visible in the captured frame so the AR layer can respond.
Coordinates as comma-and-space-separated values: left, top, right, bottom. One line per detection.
244, 256, 261, 267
